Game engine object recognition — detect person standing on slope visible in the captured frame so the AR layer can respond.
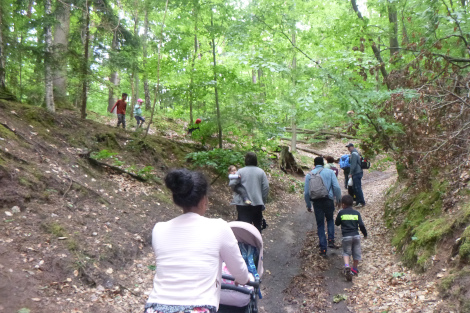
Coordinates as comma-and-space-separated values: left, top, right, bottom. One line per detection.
231, 152, 269, 233
304, 157, 342, 257
110, 93, 128, 129
346, 143, 366, 207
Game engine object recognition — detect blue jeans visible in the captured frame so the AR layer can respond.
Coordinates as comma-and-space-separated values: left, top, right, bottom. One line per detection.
312, 198, 335, 250
352, 172, 365, 205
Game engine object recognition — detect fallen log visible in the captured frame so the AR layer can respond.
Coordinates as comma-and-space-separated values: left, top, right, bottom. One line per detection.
79, 152, 147, 182
285, 128, 356, 139
280, 137, 309, 144
296, 146, 325, 156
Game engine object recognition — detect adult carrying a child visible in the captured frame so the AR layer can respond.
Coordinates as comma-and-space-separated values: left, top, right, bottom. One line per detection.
145, 169, 249, 313
231, 152, 269, 233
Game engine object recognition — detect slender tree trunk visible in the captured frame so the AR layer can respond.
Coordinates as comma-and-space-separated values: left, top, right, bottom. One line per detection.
388, 1, 399, 55
44, 0, 55, 112
351, 0, 390, 89
52, 0, 70, 105
145, 0, 169, 138
189, 4, 198, 125
291, 30, 297, 153
0, 5, 6, 89
80, 0, 90, 119
211, 11, 222, 149
130, 14, 139, 119
108, 31, 119, 112
142, 9, 151, 111
401, 1, 409, 45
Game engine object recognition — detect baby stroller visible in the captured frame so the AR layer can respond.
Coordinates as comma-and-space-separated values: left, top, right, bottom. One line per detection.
219, 221, 263, 313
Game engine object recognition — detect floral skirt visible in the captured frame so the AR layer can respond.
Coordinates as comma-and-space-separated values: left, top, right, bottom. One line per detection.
144, 303, 217, 313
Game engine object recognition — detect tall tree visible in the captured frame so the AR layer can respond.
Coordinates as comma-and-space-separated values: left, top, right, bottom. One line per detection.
142, 8, 151, 111
211, 10, 222, 149
44, 0, 55, 112
388, 0, 399, 56
0, 4, 5, 90
108, 31, 120, 112
351, 0, 390, 89
52, 0, 71, 105
80, 0, 90, 119
188, 1, 199, 125
291, 29, 297, 152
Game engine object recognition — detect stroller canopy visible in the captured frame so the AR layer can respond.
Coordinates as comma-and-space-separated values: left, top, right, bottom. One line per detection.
228, 221, 264, 278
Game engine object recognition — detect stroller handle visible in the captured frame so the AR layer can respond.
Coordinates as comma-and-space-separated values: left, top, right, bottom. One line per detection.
222, 274, 260, 288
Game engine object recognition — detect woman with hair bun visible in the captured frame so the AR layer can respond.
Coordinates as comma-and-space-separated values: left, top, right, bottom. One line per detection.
144, 169, 250, 313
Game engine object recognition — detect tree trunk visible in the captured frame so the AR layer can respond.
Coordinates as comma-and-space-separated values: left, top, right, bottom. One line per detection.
351, 0, 390, 89
80, 0, 90, 119
401, 3, 409, 45
189, 3, 198, 125
211, 11, 222, 149
291, 30, 297, 153
145, 0, 169, 138
142, 9, 151, 111
0, 5, 6, 89
388, 1, 399, 56
279, 146, 304, 175
44, 0, 55, 112
52, 0, 70, 105
130, 14, 139, 119
108, 31, 119, 112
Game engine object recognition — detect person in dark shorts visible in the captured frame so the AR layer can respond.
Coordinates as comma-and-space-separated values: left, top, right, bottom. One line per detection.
335, 195, 368, 281
228, 165, 251, 205
110, 93, 128, 129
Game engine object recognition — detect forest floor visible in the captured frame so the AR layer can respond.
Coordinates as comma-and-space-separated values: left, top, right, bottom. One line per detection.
0, 102, 449, 313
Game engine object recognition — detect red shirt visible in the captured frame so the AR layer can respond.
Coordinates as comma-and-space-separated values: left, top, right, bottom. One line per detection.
112, 99, 127, 114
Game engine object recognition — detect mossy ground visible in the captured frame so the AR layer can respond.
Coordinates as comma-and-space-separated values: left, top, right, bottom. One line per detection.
386, 180, 470, 271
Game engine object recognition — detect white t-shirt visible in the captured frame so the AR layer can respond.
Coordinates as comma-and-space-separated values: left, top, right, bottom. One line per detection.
146, 212, 250, 309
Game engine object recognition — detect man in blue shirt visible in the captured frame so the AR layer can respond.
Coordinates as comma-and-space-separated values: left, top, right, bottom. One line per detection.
304, 157, 342, 256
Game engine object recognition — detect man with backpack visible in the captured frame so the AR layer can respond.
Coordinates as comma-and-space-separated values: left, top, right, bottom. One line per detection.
346, 143, 366, 207
304, 157, 342, 257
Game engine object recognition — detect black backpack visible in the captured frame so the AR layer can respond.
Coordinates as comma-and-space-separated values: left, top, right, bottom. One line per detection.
360, 156, 371, 169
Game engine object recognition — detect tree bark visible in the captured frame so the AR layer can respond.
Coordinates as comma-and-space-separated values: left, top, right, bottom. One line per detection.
0, 5, 6, 89
211, 11, 223, 149
350, 0, 390, 89
52, 0, 70, 105
108, 31, 120, 112
291, 30, 297, 152
145, 0, 169, 138
130, 13, 139, 118
189, 2, 198, 125
44, 0, 55, 112
388, 1, 399, 55
80, 0, 90, 119
142, 9, 151, 111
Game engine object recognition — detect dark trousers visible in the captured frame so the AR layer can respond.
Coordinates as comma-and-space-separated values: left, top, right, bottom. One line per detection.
343, 167, 350, 189
352, 172, 365, 205
312, 198, 335, 250
231, 184, 250, 201
117, 114, 126, 128
236, 205, 263, 233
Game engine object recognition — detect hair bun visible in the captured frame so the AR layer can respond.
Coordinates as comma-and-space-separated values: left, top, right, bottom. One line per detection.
165, 169, 194, 196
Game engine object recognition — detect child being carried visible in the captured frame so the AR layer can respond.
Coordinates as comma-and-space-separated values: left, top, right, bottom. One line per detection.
228, 165, 252, 205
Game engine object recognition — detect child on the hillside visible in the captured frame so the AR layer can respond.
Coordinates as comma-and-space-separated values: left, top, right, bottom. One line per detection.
335, 195, 368, 281
110, 93, 128, 129
228, 165, 251, 205
134, 98, 145, 128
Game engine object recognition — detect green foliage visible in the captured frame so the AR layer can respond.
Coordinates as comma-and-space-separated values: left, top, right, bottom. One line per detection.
186, 149, 245, 176
42, 222, 67, 237
91, 149, 118, 160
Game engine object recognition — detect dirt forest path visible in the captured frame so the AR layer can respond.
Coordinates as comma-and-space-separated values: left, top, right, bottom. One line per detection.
259, 142, 442, 312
